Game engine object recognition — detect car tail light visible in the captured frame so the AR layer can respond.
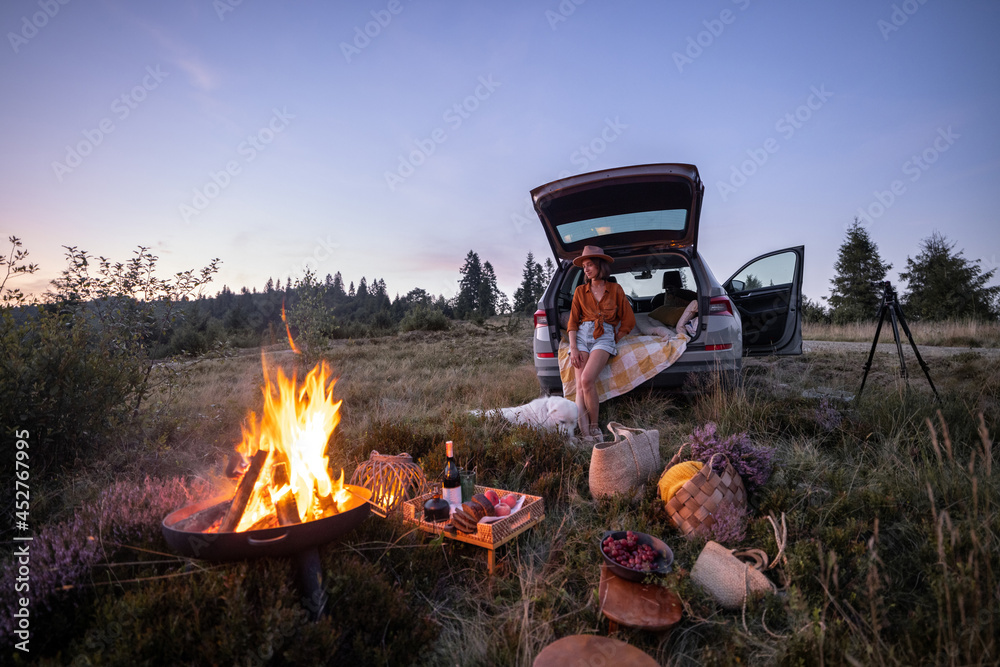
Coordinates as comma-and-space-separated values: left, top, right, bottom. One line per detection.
704, 343, 733, 351
709, 296, 734, 316
536, 352, 555, 358
533, 310, 548, 328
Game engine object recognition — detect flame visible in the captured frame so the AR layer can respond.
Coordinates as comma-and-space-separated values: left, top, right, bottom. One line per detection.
231, 353, 347, 531
281, 299, 301, 354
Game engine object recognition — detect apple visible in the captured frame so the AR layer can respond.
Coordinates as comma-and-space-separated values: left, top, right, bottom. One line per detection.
484, 489, 500, 506
494, 504, 511, 517
501, 494, 519, 509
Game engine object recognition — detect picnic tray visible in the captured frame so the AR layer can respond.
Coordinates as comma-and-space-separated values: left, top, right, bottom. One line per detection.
402, 485, 545, 573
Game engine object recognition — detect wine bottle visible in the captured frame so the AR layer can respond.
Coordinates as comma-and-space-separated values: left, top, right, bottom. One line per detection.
441, 440, 462, 508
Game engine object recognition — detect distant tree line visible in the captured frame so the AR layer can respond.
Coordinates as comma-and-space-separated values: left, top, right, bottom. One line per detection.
0, 239, 552, 478
805, 219, 1000, 323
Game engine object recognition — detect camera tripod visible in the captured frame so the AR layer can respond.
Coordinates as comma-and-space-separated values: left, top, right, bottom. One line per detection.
857, 281, 940, 402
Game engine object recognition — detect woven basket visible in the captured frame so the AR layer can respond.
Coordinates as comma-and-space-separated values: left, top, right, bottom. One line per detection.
690, 540, 775, 609
349, 451, 427, 514
664, 446, 746, 537
588, 423, 660, 499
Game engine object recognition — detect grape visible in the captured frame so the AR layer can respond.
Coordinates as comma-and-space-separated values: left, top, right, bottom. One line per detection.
601, 532, 663, 572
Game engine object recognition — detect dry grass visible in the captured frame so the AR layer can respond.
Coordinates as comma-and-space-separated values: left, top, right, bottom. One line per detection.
14, 315, 1000, 666
805, 318, 1000, 348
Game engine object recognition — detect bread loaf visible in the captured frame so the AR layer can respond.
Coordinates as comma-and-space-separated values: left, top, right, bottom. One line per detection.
471, 494, 495, 517
452, 508, 478, 533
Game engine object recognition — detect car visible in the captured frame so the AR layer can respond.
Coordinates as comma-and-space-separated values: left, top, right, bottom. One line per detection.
530, 163, 804, 393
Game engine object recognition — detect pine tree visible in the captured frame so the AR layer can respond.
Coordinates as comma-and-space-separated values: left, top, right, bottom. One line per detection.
899, 231, 1000, 321
513, 251, 542, 313
827, 219, 892, 323
479, 261, 505, 317
331, 272, 346, 303
456, 250, 483, 318
542, 257, 555, 283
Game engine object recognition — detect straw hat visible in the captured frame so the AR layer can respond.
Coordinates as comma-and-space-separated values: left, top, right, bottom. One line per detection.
573, 245, 613, 267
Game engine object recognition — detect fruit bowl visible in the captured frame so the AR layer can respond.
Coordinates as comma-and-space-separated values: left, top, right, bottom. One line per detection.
600, 530, 674, 582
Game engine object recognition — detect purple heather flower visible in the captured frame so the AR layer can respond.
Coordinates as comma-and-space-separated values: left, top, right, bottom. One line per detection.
686, 422, 775, 495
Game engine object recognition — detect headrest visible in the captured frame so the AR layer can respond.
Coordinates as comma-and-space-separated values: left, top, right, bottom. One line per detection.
662, 271, 682, 290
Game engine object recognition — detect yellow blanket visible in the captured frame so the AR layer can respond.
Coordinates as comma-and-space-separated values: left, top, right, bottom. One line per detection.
558, 332, 688, 402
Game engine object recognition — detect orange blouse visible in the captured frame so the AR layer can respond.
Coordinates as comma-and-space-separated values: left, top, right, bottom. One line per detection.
566, 280, 636, 342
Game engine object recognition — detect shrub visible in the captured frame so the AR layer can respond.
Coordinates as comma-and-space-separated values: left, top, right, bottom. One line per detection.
399, 305, 450, 332
0, 308, 144, 475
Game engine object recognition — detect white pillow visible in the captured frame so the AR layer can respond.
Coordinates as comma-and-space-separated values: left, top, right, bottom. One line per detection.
634, 313, 673, 339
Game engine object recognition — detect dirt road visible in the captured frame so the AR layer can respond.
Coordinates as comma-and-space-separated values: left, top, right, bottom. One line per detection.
803, 339, 1000, 358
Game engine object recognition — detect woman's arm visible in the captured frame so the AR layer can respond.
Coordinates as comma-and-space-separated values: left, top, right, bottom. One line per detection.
613, 284, 636, 341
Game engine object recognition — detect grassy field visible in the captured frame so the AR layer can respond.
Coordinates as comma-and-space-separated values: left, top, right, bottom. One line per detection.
6, 318, 999, 666
804, 317, 1000, 348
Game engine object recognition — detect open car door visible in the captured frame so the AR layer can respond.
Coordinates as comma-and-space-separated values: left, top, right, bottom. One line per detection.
724, 246, 804, 356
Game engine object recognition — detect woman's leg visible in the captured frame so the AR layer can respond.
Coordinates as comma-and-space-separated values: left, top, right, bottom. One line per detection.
572, 351, 590, 436
579, 349, 611, 435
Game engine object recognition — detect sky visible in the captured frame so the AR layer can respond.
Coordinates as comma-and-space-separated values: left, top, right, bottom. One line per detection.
2, 0, 999, 307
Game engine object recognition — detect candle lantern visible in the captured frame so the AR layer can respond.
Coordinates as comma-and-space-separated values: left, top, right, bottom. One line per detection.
350, 451, 427, 514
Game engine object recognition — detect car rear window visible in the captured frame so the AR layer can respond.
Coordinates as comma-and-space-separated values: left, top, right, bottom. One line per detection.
557, 209, 687, 244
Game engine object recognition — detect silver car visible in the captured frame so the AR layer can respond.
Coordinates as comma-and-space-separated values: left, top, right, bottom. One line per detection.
531, 163, 804, 392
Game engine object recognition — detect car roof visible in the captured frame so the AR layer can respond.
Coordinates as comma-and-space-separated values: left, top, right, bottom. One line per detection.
530, 163, 704, 262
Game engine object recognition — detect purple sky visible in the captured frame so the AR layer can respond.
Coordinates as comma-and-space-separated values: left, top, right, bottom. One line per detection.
3, 0, 998, 305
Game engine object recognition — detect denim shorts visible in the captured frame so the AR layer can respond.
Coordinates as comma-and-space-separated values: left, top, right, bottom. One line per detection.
575, 320, 617, 356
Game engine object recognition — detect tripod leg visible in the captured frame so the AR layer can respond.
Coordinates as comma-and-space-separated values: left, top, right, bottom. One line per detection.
895, 305, 942, 403
888, 306, 908, 381
858, 305, 889, 399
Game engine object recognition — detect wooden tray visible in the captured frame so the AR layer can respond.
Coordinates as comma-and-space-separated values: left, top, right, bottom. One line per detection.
402, 485, 545, 573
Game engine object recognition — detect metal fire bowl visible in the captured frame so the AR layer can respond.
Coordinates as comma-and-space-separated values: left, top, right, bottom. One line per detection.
161, 484, 372, 561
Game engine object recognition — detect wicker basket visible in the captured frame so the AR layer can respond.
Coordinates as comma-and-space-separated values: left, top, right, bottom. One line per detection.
664, 446, 746, 538
402, 485, 545, 546
350, 451, 428, 515
690, 541, 775, 609
588, 423, 660, 499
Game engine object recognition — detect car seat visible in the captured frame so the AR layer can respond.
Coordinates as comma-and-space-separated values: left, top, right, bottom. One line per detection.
650, 271, 695, 309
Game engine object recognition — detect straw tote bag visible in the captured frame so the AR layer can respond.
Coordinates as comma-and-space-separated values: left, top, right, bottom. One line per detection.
664, 445, 747, 537
588, 423, 660, 499
690, 541, 776, 609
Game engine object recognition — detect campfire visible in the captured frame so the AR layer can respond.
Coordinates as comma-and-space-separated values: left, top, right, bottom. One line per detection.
162, 353, 373, 618
163, 355, 372, 618
213, 354, 355, 534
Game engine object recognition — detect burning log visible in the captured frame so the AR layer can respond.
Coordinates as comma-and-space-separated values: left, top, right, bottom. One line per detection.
272, 461, 302, 526
220, 448, 270, 532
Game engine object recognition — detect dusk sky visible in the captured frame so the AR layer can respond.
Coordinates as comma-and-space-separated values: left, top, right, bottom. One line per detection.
3, 0, 998, 306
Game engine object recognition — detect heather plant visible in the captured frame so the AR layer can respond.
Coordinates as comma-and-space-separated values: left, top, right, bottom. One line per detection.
813, 398, 843, 431
0, 476, 204, 642
701, 501, 748, 544
686, 421, 775, 494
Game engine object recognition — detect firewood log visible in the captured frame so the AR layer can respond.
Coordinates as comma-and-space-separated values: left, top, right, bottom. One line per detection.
219, 448, 269, 532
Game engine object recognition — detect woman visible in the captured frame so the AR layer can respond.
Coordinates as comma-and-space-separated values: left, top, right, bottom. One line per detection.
566, 245, 635, 441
